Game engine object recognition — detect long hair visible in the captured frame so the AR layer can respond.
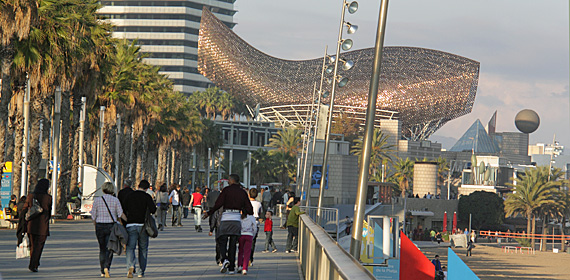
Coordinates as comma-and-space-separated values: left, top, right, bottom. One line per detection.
34, 179, 50, 194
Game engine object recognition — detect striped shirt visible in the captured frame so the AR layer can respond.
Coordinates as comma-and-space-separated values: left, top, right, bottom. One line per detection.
91, 194, 123, 224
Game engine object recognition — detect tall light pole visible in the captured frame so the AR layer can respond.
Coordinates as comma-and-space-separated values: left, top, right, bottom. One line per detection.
97, 106, 105, 168
20, 76, 31, 197
318, 0, 358, 213
350, 0, 389, 258
78, 97, 86, 186
299, 85, 316, 202
51, 88, 62, 216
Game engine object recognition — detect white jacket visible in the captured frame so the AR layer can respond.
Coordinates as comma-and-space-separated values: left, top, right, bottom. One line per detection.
240, 215, 258, 236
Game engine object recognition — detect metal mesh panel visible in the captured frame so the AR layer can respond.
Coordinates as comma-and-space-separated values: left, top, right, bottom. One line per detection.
198, 9, 480, 140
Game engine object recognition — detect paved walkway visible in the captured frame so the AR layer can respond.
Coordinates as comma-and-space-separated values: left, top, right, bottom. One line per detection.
0, 217, 302, 279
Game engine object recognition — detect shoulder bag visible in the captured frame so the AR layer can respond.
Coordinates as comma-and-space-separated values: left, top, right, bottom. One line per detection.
25, 196, 44, 221
144, 207, 158, 238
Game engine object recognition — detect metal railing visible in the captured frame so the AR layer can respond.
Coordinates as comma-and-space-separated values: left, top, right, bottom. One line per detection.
299, 214, 375, 280
300, 206, 339, 241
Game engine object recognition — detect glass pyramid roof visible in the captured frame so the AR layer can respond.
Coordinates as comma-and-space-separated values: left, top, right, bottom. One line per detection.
450, 119, 499, 153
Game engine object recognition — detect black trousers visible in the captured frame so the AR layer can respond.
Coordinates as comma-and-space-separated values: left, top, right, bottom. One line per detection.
29, 234, 48, 270
219, 235, 239, 271
250, 229, 258, 262
96, 223, 115, 273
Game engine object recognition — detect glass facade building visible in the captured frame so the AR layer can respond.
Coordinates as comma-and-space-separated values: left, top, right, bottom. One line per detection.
99, 0, 237, 95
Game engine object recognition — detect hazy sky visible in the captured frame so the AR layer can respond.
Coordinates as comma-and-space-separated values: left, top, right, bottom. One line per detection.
233, 0, 569, 149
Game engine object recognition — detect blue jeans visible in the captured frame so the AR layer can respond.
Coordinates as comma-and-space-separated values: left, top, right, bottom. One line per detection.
126, 225, 149, 276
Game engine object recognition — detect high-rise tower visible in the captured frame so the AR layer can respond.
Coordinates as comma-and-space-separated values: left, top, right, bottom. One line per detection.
99, 1, 237, 95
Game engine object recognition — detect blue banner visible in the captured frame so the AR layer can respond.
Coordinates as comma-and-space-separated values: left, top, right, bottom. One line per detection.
310, 165, 328, 189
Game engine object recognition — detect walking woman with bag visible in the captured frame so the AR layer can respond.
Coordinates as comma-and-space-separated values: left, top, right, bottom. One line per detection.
23, 179, 52, 273
90, 182, 128, 278
155, 184, 169, 231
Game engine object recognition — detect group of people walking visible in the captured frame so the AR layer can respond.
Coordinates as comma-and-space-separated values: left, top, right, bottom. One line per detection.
14, 175, 305, 278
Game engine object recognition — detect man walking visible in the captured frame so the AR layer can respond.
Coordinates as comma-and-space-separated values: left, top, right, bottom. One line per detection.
262, 187, 271, 217
285, 197, 305, 253
204, 174, 253, 275
124, 180, 157, 278
169, 184, 182, 227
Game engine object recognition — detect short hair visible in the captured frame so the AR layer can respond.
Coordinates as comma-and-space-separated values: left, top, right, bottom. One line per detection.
435, 255, 439, 258
229, 174, 240, 183
124, 179, 133, 188
293, 197, 301, 204
102, 182, 115, 194
267, 210, 273, 215
139, 180, 150, 190
159, 183, 167, 192
249, 188, 258, 199
195, 186, 202, 192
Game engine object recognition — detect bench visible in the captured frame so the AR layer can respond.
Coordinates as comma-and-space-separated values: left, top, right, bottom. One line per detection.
67, 203, 85, 220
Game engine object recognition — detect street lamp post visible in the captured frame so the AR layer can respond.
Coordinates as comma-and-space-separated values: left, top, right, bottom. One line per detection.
350, 0, 389, 258
299, 83, 317, 205
51, 88, 62, 216
318, 0, 358, 214
78, 97, 86, 186
20, 76, 31, 197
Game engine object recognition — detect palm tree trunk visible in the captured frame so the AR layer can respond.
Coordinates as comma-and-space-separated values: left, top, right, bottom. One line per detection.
12, 89, 24, 196
27, 89, 43, 186
527, 212, 532, 242
530, 214, 536, 249
0, 45, 14, 163
41, 96, 52, 178
69, 91, 83, 193
57, 90, 71, 214
541, 214, 547, 251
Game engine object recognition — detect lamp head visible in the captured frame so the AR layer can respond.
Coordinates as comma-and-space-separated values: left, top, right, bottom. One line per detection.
347, 1, 358, 14
345, 22, 358, 34
342, 59, 354, 71
341, 39, 353, 51
325, 65, 334, 74
337, 76, 349, 88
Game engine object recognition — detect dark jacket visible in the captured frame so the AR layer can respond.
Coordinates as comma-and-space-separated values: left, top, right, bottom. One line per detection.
181, 191, 191, 207
24, 193, 52, 236
124, 190, 157, 224
118, 187, 134, 210
207, 184, 253, 216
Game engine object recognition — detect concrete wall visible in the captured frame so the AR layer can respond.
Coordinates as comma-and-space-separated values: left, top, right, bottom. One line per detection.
413, 162, 438, 197
303, 153, 359, 206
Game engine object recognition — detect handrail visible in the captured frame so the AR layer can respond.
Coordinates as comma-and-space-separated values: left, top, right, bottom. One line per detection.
299, 214, 374, 280
299, 206, 339, 241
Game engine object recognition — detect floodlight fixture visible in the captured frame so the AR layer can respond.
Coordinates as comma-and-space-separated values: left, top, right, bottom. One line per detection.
322, 90, 330, 98
326, 65, 334, 74
345, 22, 358, 34
337, 76, 349, 87
347, 1, 358, 14
339, 59, 354, 71
341, 39, 353, 51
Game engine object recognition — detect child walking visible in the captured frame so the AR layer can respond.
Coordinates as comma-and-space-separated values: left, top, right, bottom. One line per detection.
238, 213, 257, 275
262, 210, 277, 253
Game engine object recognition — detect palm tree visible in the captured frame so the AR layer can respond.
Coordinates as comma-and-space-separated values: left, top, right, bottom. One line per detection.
251, 148, 275, 186
196, 119, 222, 187
267, 128, 302, 158
392, 158, 414, 197
218, 91, 234, 120
505, 166, 562, 248
436, 157, 449, 194
351, 128, 396, 181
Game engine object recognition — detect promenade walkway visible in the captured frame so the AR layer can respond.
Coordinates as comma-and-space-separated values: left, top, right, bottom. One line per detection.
0, 218, 301, 279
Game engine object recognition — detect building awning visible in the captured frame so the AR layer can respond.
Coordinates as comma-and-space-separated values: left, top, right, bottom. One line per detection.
409, 210, 434, 217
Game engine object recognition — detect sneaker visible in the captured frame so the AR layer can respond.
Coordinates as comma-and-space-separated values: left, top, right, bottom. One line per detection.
178, 224, 183, 227
228, 270, 236, 275
242, 270, 247, 275
100, 274, 105, 277
127, 267, 134, 278
104, 268, 110, 278
249, 260, 253, 267
237, 266, 243, 273
138, 275, 144, 278
285, 250, 291, 253
261, 250, 269, 253
272, 249, 278, 253
220, 260, 229, 273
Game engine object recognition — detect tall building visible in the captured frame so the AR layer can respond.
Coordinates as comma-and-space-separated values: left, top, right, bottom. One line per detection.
98, 1, 237, 95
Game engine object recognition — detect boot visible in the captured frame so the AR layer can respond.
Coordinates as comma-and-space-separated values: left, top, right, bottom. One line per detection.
195, 225, 199, 232
198, 226, 203, 232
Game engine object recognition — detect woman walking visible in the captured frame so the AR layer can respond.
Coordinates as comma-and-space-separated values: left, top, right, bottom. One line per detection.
155, 184, 169, 231
90, 182, 127, 278
23, 179, 52, 273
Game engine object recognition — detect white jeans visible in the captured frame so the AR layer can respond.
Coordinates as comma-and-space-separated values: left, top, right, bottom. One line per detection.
193, 206, 202, 226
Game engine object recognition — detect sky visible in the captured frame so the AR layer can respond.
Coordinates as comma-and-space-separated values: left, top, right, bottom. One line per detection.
232, 0, 570, 150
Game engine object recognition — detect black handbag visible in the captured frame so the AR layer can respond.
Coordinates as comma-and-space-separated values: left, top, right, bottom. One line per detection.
144, 208, 158, 238
25, 197, 44, 221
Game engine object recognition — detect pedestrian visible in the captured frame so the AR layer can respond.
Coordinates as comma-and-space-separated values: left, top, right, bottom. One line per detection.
208, 207, 224, 266
203, 174, 253, 275
237, 212, 257, 275
202, 187, 210, 212
146, 185, 155, 201
262, 187, 271, 216
8, 194, 17, 217
23, 179, 52, 273
124, 179, 157, 278
155, 184, 169, 231
432, 255, 443, 279
90, 182, 127, 278
181, 187, 191, 219
436, 231, 442, 245
466, 239, 474, 256
430, 229, 436, 242
190, 186, 204, 232
261, 210, 277, 253
169, 184, 182, 227
207, 185, 221, 234
118, 179, 134, 215
285, 197, 305, 253
248, 188, 262, 266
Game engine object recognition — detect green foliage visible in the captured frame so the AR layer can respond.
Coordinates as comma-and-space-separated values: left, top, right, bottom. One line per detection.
458, 191, 505, 230
390, 158, 414, 197
515, 238, 531, 247
351, 128, 396, 182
